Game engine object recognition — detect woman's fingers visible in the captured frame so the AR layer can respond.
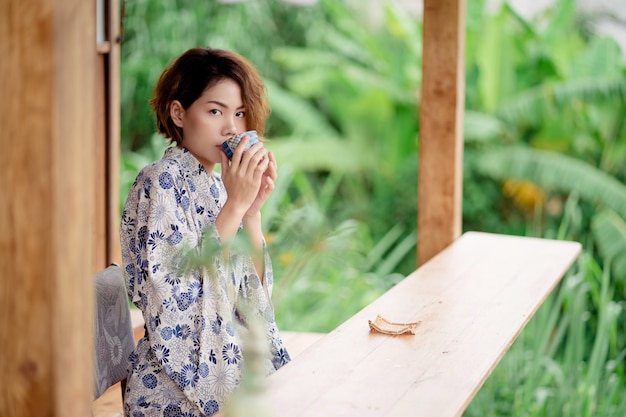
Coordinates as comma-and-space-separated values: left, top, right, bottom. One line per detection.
264, 175, 275, 192
240, 143, 267, 176
226, 136, 265, 176
265, 151, 277, 180
217, 145, 230, 173
230, 135, 250, 169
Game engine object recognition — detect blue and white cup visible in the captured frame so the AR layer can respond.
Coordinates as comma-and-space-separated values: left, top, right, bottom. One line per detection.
221, 130, 259, 161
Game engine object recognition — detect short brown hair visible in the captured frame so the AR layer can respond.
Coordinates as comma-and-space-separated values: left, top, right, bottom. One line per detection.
149, 48, 271, 145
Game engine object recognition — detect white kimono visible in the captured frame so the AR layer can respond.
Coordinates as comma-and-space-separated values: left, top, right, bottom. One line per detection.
120, 146, 290, 417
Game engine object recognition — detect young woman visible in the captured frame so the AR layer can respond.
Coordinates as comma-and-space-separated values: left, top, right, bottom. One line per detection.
120, 47, 291, 417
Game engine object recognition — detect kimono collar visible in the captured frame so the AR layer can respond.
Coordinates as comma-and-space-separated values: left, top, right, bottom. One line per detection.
164, 146, 210, 177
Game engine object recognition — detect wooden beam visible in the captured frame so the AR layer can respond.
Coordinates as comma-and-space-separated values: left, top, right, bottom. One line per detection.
0, 0, 96, 415
418, 0, 466, 265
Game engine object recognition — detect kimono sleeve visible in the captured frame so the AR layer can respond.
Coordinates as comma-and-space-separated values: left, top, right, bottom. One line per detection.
236, 243, 291, 372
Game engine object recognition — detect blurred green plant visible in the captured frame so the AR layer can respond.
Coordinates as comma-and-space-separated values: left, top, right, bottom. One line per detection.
465, 197, 626, 416
264, 169, 405, 331
120, 0, 323, 151
461, 0, 626, 298
465, 256, 626, 417
261, 0, 427, 279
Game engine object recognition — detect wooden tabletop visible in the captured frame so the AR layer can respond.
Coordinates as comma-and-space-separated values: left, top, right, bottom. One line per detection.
265, 232, 582, 417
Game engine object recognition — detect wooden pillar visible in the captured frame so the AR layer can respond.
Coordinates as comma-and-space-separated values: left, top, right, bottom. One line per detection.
418, 0, 466, 265
0, 0, 95, 415
95, 0, 122, 270
107, 0, 122, 267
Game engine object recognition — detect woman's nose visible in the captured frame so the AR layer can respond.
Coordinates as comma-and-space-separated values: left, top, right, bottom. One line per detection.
222, 118, 237, 137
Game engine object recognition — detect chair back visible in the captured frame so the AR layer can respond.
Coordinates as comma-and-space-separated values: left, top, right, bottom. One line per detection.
93, 263, 135, 399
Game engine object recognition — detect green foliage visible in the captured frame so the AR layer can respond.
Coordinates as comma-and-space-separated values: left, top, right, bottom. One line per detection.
460, 3, 626, 410
465, 257, 626, 417
265, 171, 404, 332
120, 0, 323, 151
465, 196, 626, 417
265, 1, 424, 271
477, 147, 626, 220
592, 210, 626, 288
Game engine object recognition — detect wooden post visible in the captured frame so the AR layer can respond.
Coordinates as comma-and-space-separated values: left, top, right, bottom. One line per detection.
94, 0, 122, 269
107, 0, 122, 266
0, 0, 96, 415
418, 0, 466, 265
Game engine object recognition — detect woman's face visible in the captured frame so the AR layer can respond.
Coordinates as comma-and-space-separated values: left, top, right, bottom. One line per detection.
172, 78, 247, 173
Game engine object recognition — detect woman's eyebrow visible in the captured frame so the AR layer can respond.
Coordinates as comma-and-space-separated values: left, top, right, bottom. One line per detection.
206, 100, 245, 110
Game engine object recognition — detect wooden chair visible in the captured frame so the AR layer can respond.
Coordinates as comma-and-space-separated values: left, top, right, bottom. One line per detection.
93, 263, 135, 403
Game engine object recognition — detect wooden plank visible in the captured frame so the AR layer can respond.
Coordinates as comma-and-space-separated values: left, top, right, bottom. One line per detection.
92, 389, 125, 417
0, 0, 96, 416
281, 331, 325, 359
266, 232, 581, 417
417, 0, 466, 265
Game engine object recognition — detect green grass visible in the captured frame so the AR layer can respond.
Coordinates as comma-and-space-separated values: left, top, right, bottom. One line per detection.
464, 255, 626, 417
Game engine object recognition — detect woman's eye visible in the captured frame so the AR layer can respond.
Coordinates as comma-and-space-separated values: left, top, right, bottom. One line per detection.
209, 109, 222, 115
235, 111, 246, 118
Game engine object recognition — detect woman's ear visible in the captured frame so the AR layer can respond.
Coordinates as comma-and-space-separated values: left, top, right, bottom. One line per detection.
170, 100, 184, 128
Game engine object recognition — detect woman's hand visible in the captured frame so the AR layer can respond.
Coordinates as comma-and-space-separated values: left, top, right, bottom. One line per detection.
217, 135, 275, 276
218, 135, 271, 216
244, 150, 276, 217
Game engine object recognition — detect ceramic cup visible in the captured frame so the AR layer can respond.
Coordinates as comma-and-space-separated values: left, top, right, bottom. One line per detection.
221, 130, 259, 161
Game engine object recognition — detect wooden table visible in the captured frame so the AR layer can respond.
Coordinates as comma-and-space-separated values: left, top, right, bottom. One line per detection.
266, 232, 582, 417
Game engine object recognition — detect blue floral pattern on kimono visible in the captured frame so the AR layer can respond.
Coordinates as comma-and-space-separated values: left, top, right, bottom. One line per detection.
120, 146, 291, 417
